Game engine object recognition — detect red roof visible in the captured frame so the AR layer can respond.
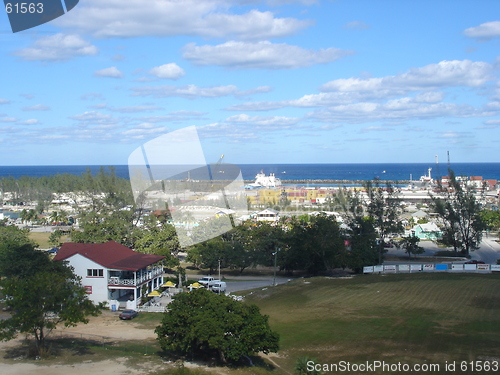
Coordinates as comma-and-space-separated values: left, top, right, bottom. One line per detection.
54, 241, 165, 271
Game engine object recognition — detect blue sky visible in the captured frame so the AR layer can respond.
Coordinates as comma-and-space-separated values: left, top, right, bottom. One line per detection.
1, 0, 499, 166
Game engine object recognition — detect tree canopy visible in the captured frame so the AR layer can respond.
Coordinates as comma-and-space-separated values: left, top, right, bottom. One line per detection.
431, 170, 487, 256
155, 288, 279, 363
364, 180, 404, 264
0, 242, 102, 356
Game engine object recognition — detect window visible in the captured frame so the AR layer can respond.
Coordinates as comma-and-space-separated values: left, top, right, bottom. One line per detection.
87, 269, 104, 277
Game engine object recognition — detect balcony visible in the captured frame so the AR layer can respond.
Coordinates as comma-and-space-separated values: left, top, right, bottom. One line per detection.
108, 267, 163, 287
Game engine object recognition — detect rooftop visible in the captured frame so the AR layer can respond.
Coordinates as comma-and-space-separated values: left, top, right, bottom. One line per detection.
54, 241, 165, 271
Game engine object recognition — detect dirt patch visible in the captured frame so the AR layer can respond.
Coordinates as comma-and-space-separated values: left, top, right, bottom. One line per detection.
0, 358, 163, 375
0, 310, 161, 374
58, 310, 157, 341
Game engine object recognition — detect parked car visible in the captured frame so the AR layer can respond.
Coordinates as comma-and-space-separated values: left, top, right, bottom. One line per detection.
119, 309, 139, 320
211, 281, 227, 294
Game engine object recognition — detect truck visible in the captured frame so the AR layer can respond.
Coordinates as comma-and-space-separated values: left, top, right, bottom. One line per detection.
211, 281, 227, 294
198, 276, 219, 288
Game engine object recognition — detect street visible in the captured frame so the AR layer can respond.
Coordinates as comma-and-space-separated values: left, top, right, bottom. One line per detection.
385, 235, 500, 264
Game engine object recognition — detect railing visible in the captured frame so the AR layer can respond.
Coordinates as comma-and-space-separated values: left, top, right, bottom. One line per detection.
108, 268, 163, 286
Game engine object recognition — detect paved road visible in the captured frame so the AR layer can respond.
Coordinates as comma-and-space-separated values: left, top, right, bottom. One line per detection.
223, 276, 293, 293
386, 236, 500, 264
473, 236, 500, 264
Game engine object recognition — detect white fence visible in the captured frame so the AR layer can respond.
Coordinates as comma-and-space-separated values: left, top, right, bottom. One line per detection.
364, 264, 500, 274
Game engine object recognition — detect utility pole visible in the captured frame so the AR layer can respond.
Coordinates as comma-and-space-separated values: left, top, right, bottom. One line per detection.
272, 248, 280, 286
218, 258, 221, 294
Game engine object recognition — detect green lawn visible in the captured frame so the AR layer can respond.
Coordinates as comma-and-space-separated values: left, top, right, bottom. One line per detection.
28, 231, 71, 248
244, 273, 500, 374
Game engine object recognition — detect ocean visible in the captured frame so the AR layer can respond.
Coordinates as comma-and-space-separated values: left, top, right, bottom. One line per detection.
0, 163, 500, 182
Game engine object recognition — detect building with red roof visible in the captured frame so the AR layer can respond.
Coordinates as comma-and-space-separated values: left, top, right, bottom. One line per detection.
54, 241, 165, 309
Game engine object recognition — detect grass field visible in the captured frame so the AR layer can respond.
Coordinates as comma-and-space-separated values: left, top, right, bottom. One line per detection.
244, 273, 500, 374
28, 231, 71, 248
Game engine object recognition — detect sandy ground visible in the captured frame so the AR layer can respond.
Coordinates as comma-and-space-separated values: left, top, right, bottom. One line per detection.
59, 310, 157, 341
0, 358, 162, 375
0, 311, 164, 375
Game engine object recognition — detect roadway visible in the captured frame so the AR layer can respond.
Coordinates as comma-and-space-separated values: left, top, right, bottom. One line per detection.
223, 275, 293, 293
385, 235, 500, 264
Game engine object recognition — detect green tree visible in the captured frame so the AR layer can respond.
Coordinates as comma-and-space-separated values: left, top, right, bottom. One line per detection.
0, 223, 36, 248
336, 188, 379, 273
187, 237, 227, 274
48, 229, 65, 247
133, 220, 180, 268
249, 221, 286, 268
71, 209, 136, 246
282, 214, 345, 274
0, 244, 102, 356
399, 235, 425, 258
431, 170, 487, 256
364, 180, 404, 264
155, 288, 279, 363
480, 209, 500, 235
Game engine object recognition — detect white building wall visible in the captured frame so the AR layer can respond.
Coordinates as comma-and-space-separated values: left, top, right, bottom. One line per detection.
65, 253, 109, 305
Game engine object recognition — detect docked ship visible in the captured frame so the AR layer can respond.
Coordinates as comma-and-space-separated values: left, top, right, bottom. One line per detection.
248, 171, 282, 188
407, 168, 435, 189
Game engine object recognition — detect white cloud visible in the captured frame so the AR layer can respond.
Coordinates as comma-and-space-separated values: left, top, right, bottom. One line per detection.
112, 53, 126, 61
361, 126, 392, 133
183, 41, 353, 69
464, 21, 500, 40
18, 119, 39, 125
107, 105, 163, 113
135, 112, 208, 123
55, 0, 310, 40
131, 84, 259, 99
0, 99, 10, 104
149, 63, 185, 80
227, 91, 446, 112
14, 34, 98, 62
69, 111, 117, 124
320, 60, 493, 93
307, 99, 491, 124
225, 113, 300, 127
94, 66, 123, 78
198, 113, 301, 141
169, 110, 206, 116
0, 116, 18, 122
343, 21, 370, 30
226, 101, 287, 111
89, 103, 108, 109
437, 131, 472, 143
22, 104, 50, 111
484, 119, 500, 125
81, 93, 105, 100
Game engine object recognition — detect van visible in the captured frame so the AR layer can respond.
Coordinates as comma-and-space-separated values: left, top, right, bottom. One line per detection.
211, 282, 227, 294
